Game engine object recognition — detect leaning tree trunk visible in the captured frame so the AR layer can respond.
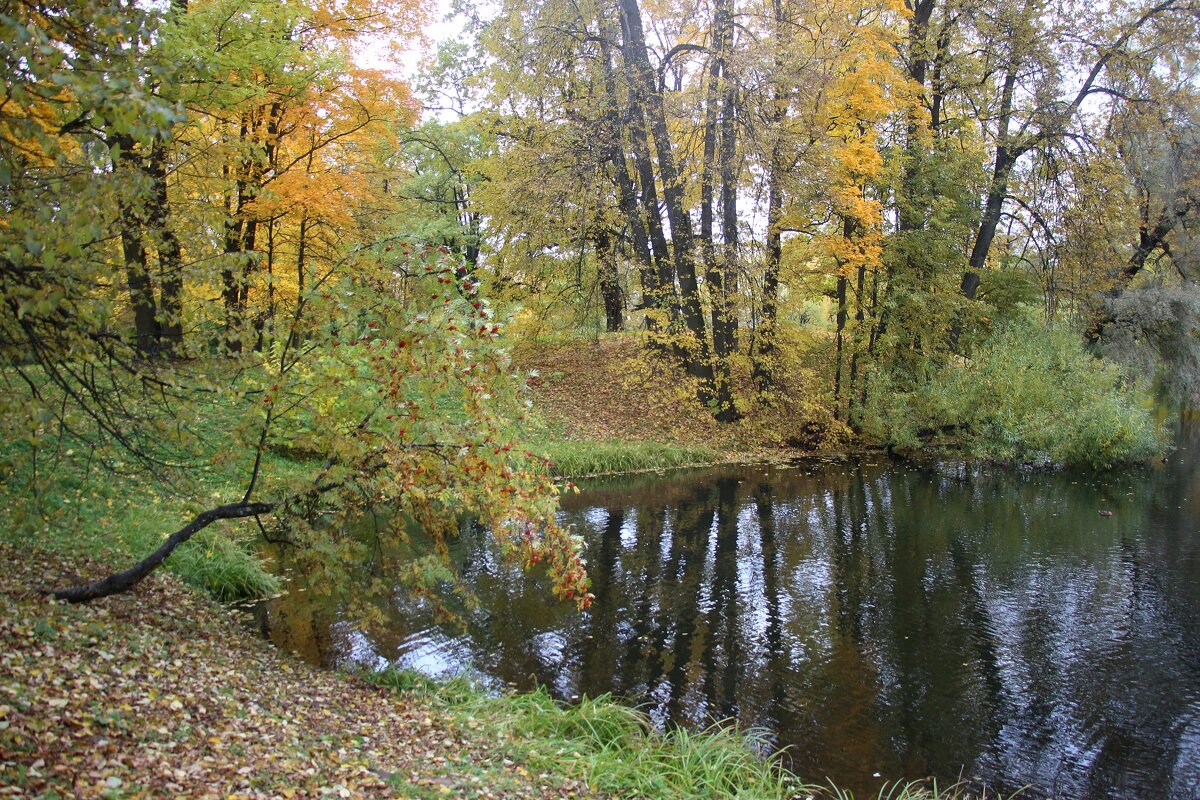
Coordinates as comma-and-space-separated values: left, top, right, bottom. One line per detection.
49, 502, 274, 602
962, 67, 1018, 301
616, 16, 679, 325
599, 32, 662, 327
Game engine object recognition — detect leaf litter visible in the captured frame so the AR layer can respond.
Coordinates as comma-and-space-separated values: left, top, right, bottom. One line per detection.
0, 544, 596, 799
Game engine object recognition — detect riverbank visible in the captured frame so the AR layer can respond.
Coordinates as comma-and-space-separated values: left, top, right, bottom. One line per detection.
517, 334, 846, 477
517, 332, 1168, 475
1, 545, 979, 800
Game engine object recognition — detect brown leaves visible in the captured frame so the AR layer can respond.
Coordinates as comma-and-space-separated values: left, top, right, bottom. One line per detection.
516, 336, 726, 446
0, 545, 597, 799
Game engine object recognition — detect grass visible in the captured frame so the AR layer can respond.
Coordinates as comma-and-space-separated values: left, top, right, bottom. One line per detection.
370, 668, 807, 800
368, 668, 1011, 800
0, 437, 290, 602
537, 437, 724, 477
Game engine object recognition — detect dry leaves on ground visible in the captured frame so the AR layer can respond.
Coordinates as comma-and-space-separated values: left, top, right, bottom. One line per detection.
0, 545, 594, 799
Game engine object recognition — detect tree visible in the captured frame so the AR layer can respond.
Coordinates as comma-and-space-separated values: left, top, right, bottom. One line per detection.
1, 0, 589, 609
952, 0, 1200, 301
49, 249, 591, 608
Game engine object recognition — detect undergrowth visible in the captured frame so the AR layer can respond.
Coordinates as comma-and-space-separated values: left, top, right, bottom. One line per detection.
0, 438, 284, 602
862, 322, 1165, 468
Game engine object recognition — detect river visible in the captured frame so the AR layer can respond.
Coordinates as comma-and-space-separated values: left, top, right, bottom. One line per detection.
258, 412, 1200, 798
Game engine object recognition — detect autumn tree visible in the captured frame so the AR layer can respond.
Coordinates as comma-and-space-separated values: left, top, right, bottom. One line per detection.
942, 0, 1200, 302
1, 0, 590, 608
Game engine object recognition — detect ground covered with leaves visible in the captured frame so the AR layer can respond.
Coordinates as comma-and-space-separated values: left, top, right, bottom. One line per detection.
517, 336, 726, 445
0, 545, 595, 799
515, 335, 845, 463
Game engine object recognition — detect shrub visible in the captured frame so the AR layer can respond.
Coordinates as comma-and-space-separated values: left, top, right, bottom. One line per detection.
1096, 282, 1200, 402
862, 322, 1164, 468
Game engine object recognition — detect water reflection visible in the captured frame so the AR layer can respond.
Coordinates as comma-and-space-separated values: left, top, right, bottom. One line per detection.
260, 416, 1200, 799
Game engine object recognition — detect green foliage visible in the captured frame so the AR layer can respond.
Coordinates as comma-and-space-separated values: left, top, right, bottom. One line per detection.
862, 322, 1164, 468
1097, 281, 1200, 401
0, 444, 281, 603
391, 118, 488, 256
976, 267, 1043, 321
0, 0, 590, 613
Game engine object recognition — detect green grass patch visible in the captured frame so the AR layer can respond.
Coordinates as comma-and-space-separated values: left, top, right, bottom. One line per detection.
0, 439, 292, 603
367, 668, 999, 800
369, 668, 805, 799
536, 438, 722, 477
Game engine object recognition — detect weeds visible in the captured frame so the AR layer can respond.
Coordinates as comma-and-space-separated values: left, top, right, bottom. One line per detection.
537, 439, 723, 477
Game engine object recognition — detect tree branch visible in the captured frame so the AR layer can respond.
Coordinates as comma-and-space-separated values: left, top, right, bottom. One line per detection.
48, 502, 275, 603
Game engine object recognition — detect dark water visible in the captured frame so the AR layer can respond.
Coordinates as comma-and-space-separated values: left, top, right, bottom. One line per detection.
259, 414, 1200, 799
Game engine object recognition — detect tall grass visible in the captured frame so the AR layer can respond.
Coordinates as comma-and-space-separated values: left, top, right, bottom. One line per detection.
368, 668, 1012, 800
538, 439, 722, 477
369, 669, 803, 799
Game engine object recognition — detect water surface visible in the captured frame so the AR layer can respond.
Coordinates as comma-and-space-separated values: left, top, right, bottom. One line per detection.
259, 416, 1200, 798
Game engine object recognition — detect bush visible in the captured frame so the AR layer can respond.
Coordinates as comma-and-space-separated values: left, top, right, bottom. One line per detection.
1097, 282, 1200, 402
862, 322, 1165, 468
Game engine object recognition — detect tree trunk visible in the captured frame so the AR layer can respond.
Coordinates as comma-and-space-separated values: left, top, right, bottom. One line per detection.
695, 0, 738, 422
599, 33, 662, 326
113, 133, 160, 356
222, 100, 281, 353
752, 0, 787, 395
833, 274, 848, 420
832, 214, 859, 418
900, 0, 935, 235
715, 70, 740, 361
897, 0, 936, 294
700, 30, 722, 303
148, 138, 185, 355
962, 68, 1018, 300
617, 17, 679, 325
618, 0, 716, 400
754, 155, 783, 393
596, 229, 624, 332
1086, 204, 1188, 342
847, 262, 867, 422
222, 116, 253, 353
49, 502, 275, 602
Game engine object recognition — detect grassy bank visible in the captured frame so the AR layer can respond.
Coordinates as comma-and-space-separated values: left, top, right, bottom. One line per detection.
517, 335, 844, 478
517, 331, 1168, 472
370, 669, 803, 799
368, 670, 996, 800
535, 438, 724, 477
